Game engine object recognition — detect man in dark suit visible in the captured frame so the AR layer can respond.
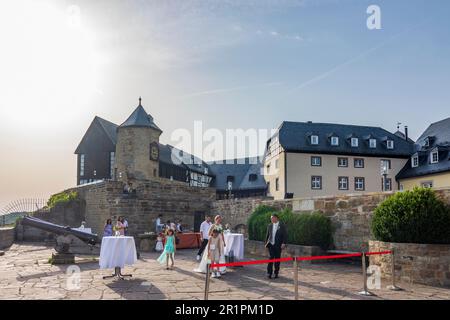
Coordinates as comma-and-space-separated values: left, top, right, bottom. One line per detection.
265, 214, 288, 279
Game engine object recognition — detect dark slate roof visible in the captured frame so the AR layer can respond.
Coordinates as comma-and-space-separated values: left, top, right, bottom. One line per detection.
208, 157, 267, 191
276, 121, 414, 157
159, 144, 214, 176
96, 117, 118, 144
119, 105, 162, 131
74, 116, 118, 154
415, 117, 450, 151
396, 117, 450, 180
394, 130, 414, 144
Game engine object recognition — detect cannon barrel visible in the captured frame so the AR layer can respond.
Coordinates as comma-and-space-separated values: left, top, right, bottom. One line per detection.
21, 216, 99, 246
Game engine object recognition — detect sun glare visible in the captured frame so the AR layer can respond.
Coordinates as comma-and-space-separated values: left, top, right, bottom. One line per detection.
0, 1, 101, 129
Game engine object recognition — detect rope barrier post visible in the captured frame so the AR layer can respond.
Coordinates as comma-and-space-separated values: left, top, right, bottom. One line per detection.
387, 249, 403, 291
204, 263, 211, 300
293, 257, 299, 300
358, 252, 374, 296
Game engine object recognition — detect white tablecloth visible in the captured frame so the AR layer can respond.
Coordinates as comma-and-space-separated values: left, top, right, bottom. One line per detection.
99, 236, 137, 269
224, 233, 244, 260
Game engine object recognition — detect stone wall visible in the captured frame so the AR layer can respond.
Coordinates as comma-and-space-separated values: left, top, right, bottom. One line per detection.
0, 227, 15, 249
369, 240, 450, 287
212, 192, 395, 252
16, 201, 86, 242
73, 179, 215, 237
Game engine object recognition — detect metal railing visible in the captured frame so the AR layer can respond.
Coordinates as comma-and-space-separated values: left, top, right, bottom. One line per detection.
0, 199, 48, 226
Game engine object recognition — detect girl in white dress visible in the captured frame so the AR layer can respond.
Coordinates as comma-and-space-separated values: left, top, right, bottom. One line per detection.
194, 215, 227, 274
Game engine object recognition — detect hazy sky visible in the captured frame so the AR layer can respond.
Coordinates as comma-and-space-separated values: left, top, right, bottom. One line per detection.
1, 0, 450, 210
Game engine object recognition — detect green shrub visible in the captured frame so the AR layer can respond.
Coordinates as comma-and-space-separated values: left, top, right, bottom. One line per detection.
247, 205, 333, 249
47, 191, 79, 209
371, 187, 450, 244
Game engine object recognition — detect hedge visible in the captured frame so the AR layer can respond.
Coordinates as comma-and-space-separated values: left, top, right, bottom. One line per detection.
371, 187, 450, 244
247, 205, 333, 249
47, 191, 79, 209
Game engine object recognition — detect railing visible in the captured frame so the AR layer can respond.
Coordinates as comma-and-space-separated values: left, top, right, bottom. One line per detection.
204, 250, 401, 300
0, 199, 48, 226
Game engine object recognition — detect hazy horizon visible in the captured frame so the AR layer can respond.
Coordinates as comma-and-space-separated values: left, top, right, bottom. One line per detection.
1, 0, 450, 210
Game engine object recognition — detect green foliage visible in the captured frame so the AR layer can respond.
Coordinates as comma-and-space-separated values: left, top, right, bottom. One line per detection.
247, 205, 333, 249
47, 191, 78, 209
371, 187, 450, 244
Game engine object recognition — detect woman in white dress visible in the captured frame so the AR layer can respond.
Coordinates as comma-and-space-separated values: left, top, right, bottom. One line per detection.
194, 215, 227, 274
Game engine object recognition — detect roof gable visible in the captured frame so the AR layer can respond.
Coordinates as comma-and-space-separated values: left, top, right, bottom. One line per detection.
75, 117, 118, 154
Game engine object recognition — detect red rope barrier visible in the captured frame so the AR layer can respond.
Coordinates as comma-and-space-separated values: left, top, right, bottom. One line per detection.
209, 251, 391, 268
210, 257, 293, 268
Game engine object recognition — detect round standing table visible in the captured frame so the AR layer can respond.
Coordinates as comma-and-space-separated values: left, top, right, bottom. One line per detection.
100, 236, 137, 280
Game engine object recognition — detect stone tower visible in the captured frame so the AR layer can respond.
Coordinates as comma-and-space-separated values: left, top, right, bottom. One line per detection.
115, 98, 162, 182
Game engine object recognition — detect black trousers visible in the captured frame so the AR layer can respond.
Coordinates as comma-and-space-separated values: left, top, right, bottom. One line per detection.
267, 244, 282, 275
197, 239, 209, 256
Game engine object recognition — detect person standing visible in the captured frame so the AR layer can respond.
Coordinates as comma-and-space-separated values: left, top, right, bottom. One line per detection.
115, 217, 125, 236
197, 216, 212, 261
121, 217, 129, 236
265, 214, 287, 279
155, 214, 163, 233
103, 219, 113, 237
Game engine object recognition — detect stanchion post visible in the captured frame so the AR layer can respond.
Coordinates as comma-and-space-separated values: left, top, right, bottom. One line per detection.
358, 252, 374, 296
387, 249, 402, 291
204, 263, 211, 300
293, 257, 299, 300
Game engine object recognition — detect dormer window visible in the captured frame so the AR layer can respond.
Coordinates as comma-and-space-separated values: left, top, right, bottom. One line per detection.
227, 175, 235, 183
311, 135, 319, 145
369, 139, 377, 148
411, 154, 419, 168
331, 136, 339, 146
351, 138, 359, 147
430, 149, 439, 164
424, 138, 430, 147
386, 140, 394, 149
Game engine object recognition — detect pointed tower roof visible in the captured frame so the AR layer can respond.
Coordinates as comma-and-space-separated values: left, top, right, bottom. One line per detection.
119, 97, 162, 132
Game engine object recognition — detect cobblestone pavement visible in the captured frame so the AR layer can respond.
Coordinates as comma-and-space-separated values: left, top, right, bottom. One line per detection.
0, 243, 449, 300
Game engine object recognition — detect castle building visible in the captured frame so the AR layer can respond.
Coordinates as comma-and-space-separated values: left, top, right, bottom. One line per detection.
74, 99, 214, 188
264, 121, 414, 199
396, 117, 450, 190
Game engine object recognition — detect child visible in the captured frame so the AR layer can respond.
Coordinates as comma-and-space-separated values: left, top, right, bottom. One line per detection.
155, 234, 164, 252
208, 229, 222, 278
157, 229, 176, 270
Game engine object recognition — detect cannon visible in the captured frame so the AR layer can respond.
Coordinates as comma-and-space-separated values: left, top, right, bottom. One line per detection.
21, 216, 99, 254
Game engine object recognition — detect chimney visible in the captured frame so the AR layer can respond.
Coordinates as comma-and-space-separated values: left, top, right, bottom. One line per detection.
404, 126, 409, 141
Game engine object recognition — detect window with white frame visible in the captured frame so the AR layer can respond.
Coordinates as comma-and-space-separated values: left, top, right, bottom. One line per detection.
411, 154, 419, 168
351, 138, 359, 147
338, 157, 348, 167
354, 158, 364, 168
369, 139, 377, 148
338, 177, 349, 190
311, 135, 319, 145
421, 181, 433, 188
311, 176, 322, 189
355, 177, 365, 191
430, 149, 439, 164
331, 136, 339, 146
311, 156, 322, 166
387, 140, 394, 149
80, 154, 85, 176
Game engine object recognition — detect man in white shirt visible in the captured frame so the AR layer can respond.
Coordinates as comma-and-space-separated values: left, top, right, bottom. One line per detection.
197, 216, 212, 260
155, 214, 163, 233
265, 214, 287, 279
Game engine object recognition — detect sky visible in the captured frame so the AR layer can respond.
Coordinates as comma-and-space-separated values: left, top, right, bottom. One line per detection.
0, 0, 450, 210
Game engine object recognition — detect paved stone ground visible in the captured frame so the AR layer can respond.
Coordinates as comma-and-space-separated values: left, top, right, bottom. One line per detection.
1, 242, 449, 300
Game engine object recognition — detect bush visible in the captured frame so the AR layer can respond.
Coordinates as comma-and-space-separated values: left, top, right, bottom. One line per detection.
371, 187, 450, 244
47, 191, 79, 209
247, 205, 333, 249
